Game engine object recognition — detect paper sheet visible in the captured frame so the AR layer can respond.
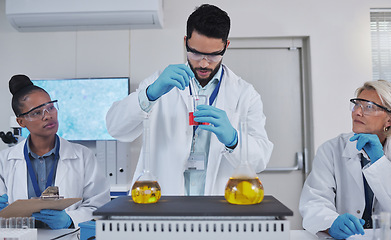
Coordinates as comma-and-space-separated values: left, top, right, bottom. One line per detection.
347, 229, 373, 239
316, 229, 374, 239
0, 198, 81, 218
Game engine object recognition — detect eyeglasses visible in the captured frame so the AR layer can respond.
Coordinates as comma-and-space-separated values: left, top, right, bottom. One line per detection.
186, 39, 226, 63
350, 98, 391, 116
17, 100, 59, 121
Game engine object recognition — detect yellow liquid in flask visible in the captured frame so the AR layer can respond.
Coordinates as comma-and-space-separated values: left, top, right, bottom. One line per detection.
131, 181, 161, 204
224, 177, 264, 205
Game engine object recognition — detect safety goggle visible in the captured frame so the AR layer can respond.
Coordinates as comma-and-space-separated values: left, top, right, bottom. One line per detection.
350, 98, 391, 116
186, 39, 226, 63
17, 100, 59, 121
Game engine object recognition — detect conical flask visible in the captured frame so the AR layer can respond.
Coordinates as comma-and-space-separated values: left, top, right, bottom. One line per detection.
131, 118, 161, 204
224, 117, 264, 205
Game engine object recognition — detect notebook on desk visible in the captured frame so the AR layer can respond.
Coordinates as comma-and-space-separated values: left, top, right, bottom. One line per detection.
93, 195, 293, 218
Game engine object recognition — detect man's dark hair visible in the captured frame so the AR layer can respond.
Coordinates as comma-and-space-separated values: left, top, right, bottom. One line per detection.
186, 4, 230, 42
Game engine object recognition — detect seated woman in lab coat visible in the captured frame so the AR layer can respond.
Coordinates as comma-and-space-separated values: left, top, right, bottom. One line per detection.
0, 74, 110, 229
299, 80, 391, 239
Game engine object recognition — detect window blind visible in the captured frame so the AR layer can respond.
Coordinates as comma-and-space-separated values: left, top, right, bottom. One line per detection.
371, 10, 391, 81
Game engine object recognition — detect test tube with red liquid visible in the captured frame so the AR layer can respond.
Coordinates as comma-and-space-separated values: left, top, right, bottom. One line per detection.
188, 95, 209, 126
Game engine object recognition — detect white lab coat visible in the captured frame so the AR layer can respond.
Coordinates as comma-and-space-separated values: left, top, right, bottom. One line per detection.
0, 137, 111, 227
106, 64, 273, 195
299, 132, 391, 235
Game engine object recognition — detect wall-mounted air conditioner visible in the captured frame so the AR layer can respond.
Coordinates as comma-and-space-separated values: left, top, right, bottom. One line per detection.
6, 0, 163, 32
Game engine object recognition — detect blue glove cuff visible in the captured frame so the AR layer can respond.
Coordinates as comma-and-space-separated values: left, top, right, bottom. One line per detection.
146, 85, 158, 101
226, 129, 238, 148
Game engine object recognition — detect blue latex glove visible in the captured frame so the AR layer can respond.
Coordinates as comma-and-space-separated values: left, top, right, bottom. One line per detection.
0, 194, 8, 211
147, 64, 194, 101
328, 213, 365, 239
350, 133, 384, 164
193, 105, 238, 147
32, 209, 72, 229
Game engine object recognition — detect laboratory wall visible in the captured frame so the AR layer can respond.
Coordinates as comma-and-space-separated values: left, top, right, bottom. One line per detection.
0, 0, 391, 229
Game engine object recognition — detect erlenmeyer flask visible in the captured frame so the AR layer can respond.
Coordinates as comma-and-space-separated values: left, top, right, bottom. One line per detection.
131, 118, 161, 204
224, 117, 264, 205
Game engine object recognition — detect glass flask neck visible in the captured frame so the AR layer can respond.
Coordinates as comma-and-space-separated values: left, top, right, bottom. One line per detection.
137, 118, 156, 181
239, 118, 249, 165
232, 116, 257, 178
143, 118, 151, 173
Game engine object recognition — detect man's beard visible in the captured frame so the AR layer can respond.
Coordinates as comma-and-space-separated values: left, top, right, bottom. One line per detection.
188, 59, 222, 87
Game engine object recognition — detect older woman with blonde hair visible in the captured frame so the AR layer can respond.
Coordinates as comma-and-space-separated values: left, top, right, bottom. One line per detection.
300, 80, 391, 239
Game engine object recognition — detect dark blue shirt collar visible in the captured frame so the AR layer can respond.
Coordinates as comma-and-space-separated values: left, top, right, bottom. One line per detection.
26, 135, 58, 159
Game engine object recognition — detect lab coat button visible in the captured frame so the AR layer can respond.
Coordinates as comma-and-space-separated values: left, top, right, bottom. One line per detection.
357, 210, 361, 214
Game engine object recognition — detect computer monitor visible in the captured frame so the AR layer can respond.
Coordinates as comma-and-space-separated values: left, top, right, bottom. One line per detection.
21, 77, 129, 141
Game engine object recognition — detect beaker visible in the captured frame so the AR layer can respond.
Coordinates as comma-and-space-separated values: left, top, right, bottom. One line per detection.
372, 212, 391, 240
16, 217, 22, 228
0, 218, 6, 228
188, 95, 209, 126
7, 217, 16, 228
131, 118, 161, 204
224, 117, 264, 205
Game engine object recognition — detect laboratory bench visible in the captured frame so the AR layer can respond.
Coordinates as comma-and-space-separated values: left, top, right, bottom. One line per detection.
37, 229, 319, 239
37, 228, 374, 239
93, 195, 293, 240
38, 229, 372, 240
31, 195, 376, 239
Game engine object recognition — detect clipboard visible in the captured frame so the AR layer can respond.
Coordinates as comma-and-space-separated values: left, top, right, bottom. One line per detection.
0, 198, 81, 218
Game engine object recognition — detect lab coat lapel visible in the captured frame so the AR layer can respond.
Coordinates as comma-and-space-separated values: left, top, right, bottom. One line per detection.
54, 138, 75, 191
55, 160, 68, 193
8, 141, 28, 201
13, 161, 28, 200
343, 140, 365, 193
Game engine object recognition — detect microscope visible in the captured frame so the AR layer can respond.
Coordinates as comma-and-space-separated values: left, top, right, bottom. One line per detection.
0, 116, 24, 147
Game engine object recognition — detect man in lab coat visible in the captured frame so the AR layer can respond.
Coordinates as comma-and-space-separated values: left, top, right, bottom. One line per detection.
106, 4, 273, 196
